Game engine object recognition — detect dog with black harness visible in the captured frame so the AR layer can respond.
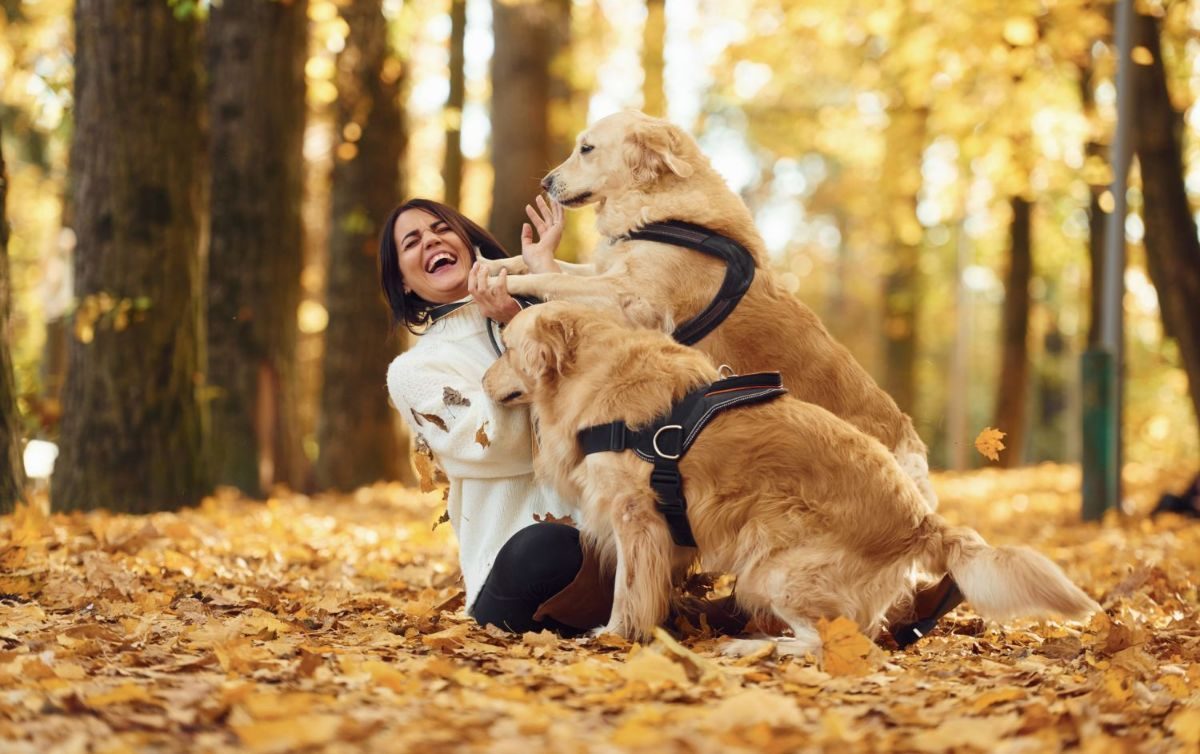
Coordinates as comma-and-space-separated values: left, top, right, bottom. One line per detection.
482, 300, 1098, 649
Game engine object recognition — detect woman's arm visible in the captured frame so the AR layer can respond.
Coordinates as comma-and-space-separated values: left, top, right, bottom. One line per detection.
387, 352, 535, 480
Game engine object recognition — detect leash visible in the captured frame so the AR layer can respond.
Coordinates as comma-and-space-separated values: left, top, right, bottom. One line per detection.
577, 371, 787, 547
623, 221, 757, 346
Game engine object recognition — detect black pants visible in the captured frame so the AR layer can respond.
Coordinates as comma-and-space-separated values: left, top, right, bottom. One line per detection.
471, 523, 587, 635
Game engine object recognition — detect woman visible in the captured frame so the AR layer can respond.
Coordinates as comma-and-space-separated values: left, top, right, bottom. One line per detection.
380, 197, 612, 635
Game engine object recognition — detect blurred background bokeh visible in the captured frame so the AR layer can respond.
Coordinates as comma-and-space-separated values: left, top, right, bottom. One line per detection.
0, 0, 1196, 513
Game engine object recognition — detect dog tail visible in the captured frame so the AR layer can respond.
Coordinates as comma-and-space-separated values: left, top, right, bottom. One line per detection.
917, 515, 1100, 621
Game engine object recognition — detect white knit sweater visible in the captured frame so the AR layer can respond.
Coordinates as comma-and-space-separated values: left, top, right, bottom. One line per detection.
386, 301, 576, 608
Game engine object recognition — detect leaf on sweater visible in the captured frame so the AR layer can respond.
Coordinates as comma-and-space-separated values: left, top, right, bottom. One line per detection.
474, 423, 491, 448
442, 387, 471, 407
532, 512, 576, 527
412, 410, 448, 432
974, 427, 1006, 462
413, 436, 440, 493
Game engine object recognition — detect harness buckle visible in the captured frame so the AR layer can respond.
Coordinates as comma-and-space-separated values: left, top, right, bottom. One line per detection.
651, 424, 684, 459
608, 423, 626, 452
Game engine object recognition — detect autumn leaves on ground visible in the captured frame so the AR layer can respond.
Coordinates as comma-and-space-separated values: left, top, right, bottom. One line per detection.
2, 464, 1199, 753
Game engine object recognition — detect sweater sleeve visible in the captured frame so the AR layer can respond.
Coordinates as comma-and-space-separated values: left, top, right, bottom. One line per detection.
387, 350, 536, 480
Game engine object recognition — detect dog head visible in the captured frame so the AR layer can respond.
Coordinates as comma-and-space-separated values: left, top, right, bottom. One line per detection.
541, 110, 696, 208
482, 302, 586, 407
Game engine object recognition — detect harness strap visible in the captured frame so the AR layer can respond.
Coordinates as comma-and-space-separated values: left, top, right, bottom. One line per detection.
577, 372, 786, 547
624, 221, 756, 346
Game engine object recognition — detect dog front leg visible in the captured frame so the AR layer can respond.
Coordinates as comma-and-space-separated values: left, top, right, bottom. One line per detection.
504, 272, 629, 312
598, 495, 675, 642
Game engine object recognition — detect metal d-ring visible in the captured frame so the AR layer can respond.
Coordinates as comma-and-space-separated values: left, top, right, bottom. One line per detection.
652, 424, 684, 460
717, 364, 736, 378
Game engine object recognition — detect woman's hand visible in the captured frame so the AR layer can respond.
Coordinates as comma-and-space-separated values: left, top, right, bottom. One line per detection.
469, 261, 522, 324
521, 195, 565, 274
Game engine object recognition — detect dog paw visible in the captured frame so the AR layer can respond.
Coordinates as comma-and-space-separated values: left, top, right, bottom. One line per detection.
720, 637, 776, 659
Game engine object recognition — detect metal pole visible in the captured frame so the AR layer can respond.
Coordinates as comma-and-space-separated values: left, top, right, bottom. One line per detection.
1082, 0, 1133, 520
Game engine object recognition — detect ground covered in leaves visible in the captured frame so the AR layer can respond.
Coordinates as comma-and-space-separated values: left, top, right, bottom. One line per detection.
2, 464, 1199, 753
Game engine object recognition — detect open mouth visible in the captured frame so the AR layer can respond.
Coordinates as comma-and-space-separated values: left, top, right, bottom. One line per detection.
559, 191, 593, 207
425, 251, 458, 274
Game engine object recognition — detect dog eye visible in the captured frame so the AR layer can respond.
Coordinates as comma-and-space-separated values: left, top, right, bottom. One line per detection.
580, 144, 594, 155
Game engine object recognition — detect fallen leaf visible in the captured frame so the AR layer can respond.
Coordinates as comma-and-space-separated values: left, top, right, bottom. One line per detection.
413, 410, 448, 432
617, 647, 690, 687
443, 387, 471, 407
818, 616, 879, 677
474, 423, 491, 448
974, 427, 1007, 462
232, 715, 342, 754
83, 683, 155, 708
532, 511, 576, 527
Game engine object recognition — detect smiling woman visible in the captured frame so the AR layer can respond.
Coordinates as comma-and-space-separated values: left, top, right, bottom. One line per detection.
377, 197, 616, 635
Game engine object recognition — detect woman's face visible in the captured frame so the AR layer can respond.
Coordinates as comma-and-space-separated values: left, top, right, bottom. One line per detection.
394, 208, 474, 305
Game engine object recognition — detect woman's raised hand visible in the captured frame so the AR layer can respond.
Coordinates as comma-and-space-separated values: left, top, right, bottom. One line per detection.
521, 195, 565, 274
469, 261, 522, 324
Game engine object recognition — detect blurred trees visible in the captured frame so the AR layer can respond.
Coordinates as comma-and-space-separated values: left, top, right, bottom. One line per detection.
207, 0, 310, 496
316, 0, 409, 491
995, 196, 1033, 467
443, 0, 466, 209
52, 0, 207, 512
489, 0, 569, 251
1133, 10, 1200, 450
1, 134, 24, 513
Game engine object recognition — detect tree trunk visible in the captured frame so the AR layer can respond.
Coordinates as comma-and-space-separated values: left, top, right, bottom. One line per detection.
1133, 12, 1200, 444
207, 0, 309, 496
641, 0, 666, 117
1079, 66, 1107, 350
443, 0, 466, 208
489, 0, 569, 251
316, 0, 412, 491
994, 195, 1033, 468
880, 106, 927, 416
53, 0, 207, 512
0, 133, 25, 512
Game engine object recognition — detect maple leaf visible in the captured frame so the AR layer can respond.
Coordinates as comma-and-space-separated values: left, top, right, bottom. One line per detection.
974, 426, 1007, 462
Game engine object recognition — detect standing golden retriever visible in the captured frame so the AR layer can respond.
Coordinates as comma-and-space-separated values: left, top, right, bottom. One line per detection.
482, 302, 1098, 649
492, 110, 938, 510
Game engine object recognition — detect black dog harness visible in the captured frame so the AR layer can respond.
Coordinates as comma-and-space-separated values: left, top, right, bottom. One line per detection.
623, 221, 757, 346
577, 371, 787, 547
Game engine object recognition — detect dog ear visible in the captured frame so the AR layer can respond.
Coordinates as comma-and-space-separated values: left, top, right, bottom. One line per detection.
618, 294, 675, 334
624, 120, 695, 184
527, 313, 578, 377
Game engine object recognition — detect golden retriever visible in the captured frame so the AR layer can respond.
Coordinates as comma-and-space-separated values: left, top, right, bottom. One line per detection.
490, 110, 939, 511
482, 302, 1099, 649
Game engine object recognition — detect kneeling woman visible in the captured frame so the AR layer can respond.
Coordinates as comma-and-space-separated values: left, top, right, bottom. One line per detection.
380, 197, 611, 634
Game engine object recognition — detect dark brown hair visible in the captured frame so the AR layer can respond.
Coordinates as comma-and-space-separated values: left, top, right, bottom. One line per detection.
378, 198, 512, 333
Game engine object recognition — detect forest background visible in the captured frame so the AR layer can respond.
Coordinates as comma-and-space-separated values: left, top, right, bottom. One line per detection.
1, 0, 1198, 513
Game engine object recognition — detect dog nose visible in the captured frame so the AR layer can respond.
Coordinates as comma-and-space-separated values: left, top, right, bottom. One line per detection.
540, 173, 555, 192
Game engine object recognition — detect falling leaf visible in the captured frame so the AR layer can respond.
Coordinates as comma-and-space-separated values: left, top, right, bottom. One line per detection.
442, 387, 471, 407
818, 616, 880, 677
432, 509, 450, 531
974, 427, 1007, 462
474, 423, 491, 448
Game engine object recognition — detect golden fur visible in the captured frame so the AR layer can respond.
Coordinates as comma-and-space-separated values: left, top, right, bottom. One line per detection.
493, 110, 938, 509
483, 302, 1100, 649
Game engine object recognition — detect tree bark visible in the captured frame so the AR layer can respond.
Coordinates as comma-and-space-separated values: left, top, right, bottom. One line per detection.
880, 106, 927, 416
0, 133, 25, 512
994, 195, 1033, 468
443, 0, 466, 208
53, 0, 207, 512
1133, 12, 1200, 444
206, 0, 309, 496
641, 0, 666, 117
316, 0, 411, 491
1079, 66, 1107, 350
489, 0, 569, 251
